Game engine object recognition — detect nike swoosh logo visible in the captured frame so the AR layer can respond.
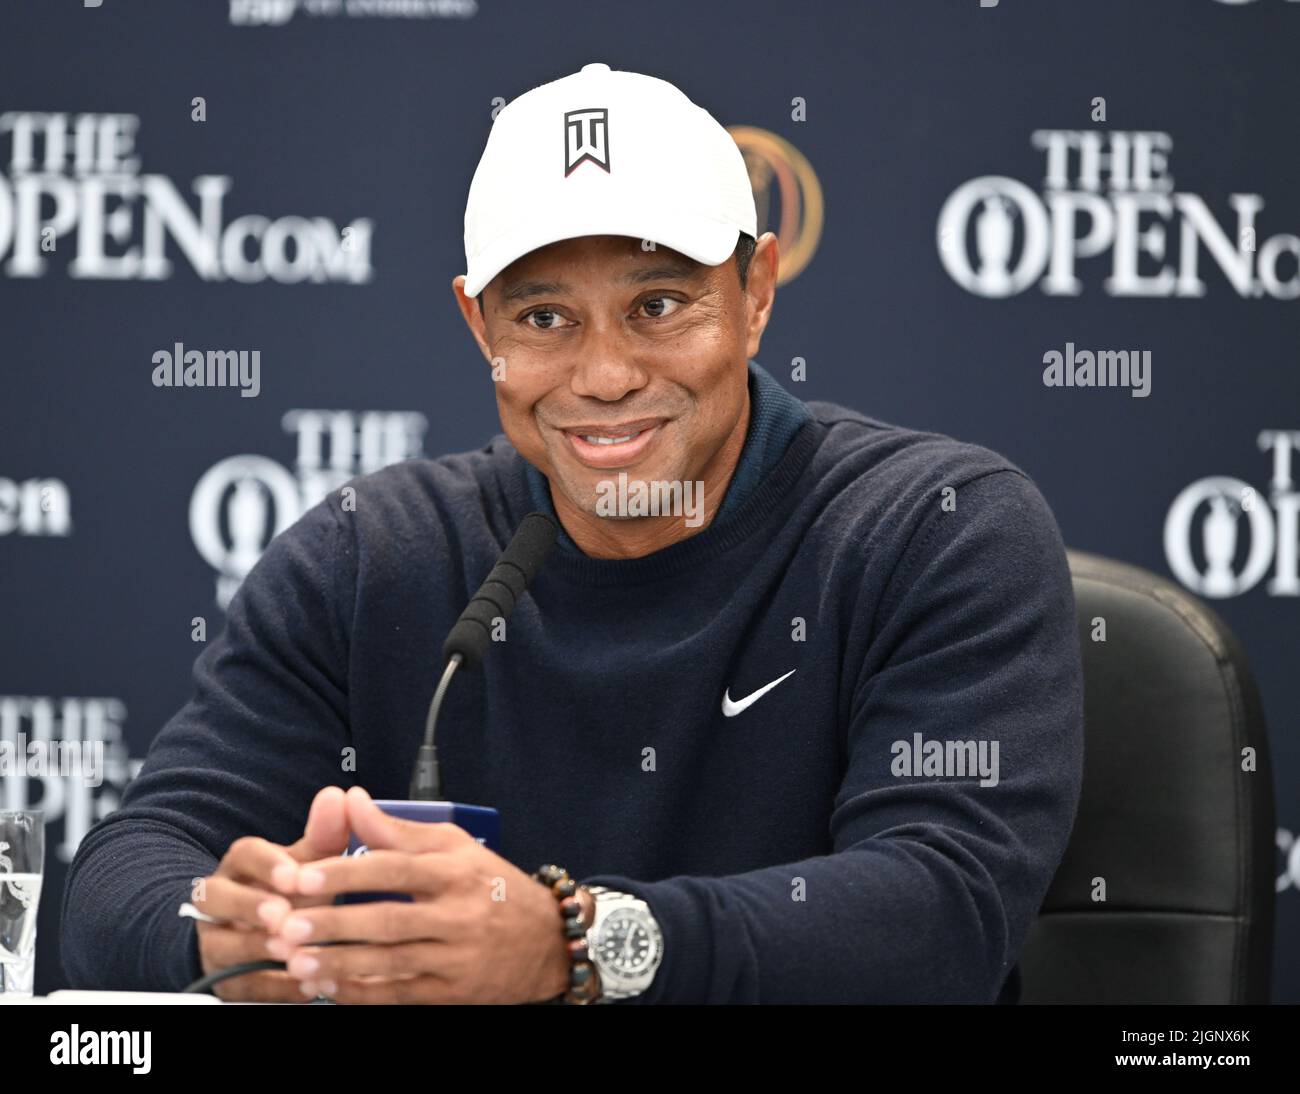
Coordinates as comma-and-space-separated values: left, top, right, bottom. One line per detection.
722, 669, 797, 718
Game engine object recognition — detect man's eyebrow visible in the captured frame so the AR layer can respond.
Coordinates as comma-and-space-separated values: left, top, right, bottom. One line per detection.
499, 279, 569, 304
497, 258, 703, 304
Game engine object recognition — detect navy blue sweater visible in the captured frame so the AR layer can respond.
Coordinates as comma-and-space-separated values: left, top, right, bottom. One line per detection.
61, 361, 1084, 1003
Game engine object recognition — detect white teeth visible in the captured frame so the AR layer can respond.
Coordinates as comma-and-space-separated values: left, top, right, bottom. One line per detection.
583, 431, 639, 445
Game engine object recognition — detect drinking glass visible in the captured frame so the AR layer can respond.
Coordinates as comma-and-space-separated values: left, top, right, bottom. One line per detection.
0, 811, 44, 996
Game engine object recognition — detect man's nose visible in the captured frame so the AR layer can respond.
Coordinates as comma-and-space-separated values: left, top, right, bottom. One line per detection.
567, 324, 648, 401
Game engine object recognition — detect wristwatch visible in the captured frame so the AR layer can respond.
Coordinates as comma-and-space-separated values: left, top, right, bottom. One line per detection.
584, 885, 664, 1002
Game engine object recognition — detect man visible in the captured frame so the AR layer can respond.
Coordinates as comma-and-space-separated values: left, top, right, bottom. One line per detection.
61, 62, 1084, 1004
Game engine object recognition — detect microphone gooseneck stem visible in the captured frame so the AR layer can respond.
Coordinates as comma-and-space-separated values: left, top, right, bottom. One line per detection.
410, 653, 462, 801
407, 512, 557, 804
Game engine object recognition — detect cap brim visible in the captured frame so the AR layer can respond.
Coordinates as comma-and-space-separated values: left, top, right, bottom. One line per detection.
463, 212, 741, 298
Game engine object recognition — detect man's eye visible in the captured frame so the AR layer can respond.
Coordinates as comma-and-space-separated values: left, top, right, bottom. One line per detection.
525, 309, 566, 330
639, 296, 682, 319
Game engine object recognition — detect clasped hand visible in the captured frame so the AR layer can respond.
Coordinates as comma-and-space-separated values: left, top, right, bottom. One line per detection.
193, 785, 573, 1004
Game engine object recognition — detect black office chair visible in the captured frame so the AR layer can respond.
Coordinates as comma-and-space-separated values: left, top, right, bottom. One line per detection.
1017, 550, 1275, 1003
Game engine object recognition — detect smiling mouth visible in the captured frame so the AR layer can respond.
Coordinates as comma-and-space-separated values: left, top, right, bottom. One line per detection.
560, 418, 666, 468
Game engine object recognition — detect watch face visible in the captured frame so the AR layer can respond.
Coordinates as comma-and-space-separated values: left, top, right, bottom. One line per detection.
595, 910, 657, 980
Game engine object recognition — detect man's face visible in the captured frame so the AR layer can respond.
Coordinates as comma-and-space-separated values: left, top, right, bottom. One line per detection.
453, 233, 778, 523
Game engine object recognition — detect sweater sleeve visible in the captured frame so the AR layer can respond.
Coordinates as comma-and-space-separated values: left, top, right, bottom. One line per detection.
59, 496, 356, 991
580, 468, 1085, 1003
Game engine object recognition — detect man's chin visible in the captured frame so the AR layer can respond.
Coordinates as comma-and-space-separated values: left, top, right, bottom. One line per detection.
555, 464, 685, 510
582, 470, 714, 530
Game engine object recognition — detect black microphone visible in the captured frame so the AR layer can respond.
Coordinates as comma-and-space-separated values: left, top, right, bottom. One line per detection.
409, 512, 559, 800
442, 511, 559, 669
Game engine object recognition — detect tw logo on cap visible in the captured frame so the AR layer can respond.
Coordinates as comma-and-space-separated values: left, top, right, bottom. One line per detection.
564, 108, 610, 176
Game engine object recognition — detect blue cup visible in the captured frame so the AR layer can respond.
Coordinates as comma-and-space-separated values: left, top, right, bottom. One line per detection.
335, 799, 500, 905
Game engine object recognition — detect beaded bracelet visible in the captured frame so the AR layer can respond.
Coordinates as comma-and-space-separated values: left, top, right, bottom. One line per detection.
533, 863, 600, 1004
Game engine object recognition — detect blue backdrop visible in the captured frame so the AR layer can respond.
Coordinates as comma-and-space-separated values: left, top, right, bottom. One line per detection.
1, 0, 1296, 1000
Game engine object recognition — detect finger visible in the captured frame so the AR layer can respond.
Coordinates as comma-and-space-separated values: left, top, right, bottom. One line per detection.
292, 850, 454, 897
272, 900, 452, 946
196, 877, 335, 919
197, 921, 286, 969
285, 941, 454, 982
217, 835, 300, 894
286, 786, 351, 861
210, 969, 322, 1004
345, 785, 473, 854
326, 973, 460, 1005
281, 890, 341, 911
196, 876, 294, 930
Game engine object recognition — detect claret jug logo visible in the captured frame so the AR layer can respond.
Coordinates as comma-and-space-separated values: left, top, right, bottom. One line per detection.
939, 129, 1299, 299
190, 410, 427, 609
729, 126, 822, 287
1165, 431, 1300, 598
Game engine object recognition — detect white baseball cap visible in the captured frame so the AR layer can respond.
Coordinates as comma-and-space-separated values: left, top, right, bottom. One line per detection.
461, 62, 757, 298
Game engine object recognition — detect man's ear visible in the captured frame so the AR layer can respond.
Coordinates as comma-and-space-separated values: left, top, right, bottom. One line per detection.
452, 274, 494, 363
744, 232, 780, 359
